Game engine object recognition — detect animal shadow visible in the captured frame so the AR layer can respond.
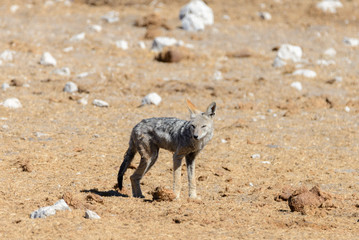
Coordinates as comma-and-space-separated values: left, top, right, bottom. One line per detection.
81, 188, 129, 198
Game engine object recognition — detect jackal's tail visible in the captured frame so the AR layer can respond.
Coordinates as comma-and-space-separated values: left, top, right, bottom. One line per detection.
117, 141, 136, 190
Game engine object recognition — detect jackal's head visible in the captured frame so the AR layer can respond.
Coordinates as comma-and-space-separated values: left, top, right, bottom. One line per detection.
186, 99, 216, 140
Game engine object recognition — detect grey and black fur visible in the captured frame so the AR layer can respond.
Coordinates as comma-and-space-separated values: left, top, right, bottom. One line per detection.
117, 100, 216, 199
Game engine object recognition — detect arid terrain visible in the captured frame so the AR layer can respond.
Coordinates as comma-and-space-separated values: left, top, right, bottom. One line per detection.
0, 0, 359, 239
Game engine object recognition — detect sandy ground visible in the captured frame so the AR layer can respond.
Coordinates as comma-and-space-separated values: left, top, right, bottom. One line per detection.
0, 0, 359, 239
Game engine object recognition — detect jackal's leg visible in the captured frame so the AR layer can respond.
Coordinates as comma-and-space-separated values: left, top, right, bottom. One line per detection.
173, 153, 184, 199
186, 152, 198, 199
130, 155, 149, 198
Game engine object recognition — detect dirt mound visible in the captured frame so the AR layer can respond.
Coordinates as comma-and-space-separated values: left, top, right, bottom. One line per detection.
151, 187, 176, 202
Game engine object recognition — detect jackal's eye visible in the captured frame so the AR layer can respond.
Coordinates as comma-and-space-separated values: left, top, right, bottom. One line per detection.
190, 124, 195, 129
201, 125, 207, 128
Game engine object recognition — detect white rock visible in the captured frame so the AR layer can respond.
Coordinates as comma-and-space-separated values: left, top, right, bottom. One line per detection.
93, 99, 109, 107
292, 69, 317, 78
0, 50, 14, 61
258, 11, 272, 20
30, 206, 56, 219
30, 199, 70, 219
316, 59, 335, 66
272, 56, 287, 67
290, 81, 303, 91
2, 124, 9, 129
179, 0, 213, 31
213, 70, 223, 81
334, 76, 343, 82
277, 44, 302, 62
70, 32, 86, 42
138, 41, 146, 49
343, 37, 359, 46
221, 139, 227, 143
151, 37, 178, 52
116, 40, 128, 50
40, 52, 57, 66
52, 199, 70, 211
261, 161, 271, 164
181, 14, 205, 32
10, 5, 19, 13
35, 132, 48, 138
89, 24, 102, 32
63, 81, 78, 93
2, 98, 22, 109
141, 93, 162, 106
1, 83, 10, 91
77, 72, 89, 78
85, 209, 101, 220
78, 96, 88, 105
251, 154, 261, 159
101, 11, 119, 23
324, 48, 336, 57
345, 106, 350, 112
223, 15, 230, 20
53, 67, 71, 76
63, 46, 74, 52
316, 0, 343, 13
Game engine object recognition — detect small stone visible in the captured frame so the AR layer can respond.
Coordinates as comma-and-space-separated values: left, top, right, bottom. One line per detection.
2, 98, 22, 109
85, 209, 101, 219
272, 56, 287, 67
277, 44, 302, 62
40, 52, 57, 66
70, 32, 85, 42
141, 93, 162, 106
291, 81, 303, 91
261, 161, 271, 164
78, 96, 88, 105
345, 106, 350, 112
89, 24, 102, 32
53, 67, 71, 76
292, 69, 317, 78
116, 40, 128, 50
323, 48, 336, 57
152, 37, 178, 52
316, 59, 335, 66
101, 11, 119, 23
93, 99, 109, 107
52, 199, 70, 211
1, 83, 10, 91
179, 0, 214, 31
63, 46, 74, 52
10, 5, 19, 13
251, 154, 261, 159
316, 0, 343, 13
343, 37, 359, 47
30, 206, 56, 219
63, 82, 78, 93
77, 72, 89, 78
258, 11, 271, 20
138, 41, 146, 49
0, 50, 14, 61
213, 70, 223, 81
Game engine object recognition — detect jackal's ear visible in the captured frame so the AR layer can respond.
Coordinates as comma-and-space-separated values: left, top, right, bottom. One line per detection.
186, 99, 201, 118
205, 102, 216, 118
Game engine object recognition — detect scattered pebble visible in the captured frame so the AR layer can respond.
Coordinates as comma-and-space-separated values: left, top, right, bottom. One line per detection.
53, 67, 71, 76
10, 5, 19, 13
77, 72, 90, 78
0, 50, 14, 61
345, 106, 350, 112
116, 40, 129, 50
343, 37, 359, 47
141, 93, 162, 106
316, 59, 335, 66
70, 32, 85, 42
323, 48, 336, 57
258, 12, 271, 20
93, 99, 109, 107
222, 15, 230, 20
63, 46, 74, 52
101, 11, 119, 23
89, 24, 102, 32
261, 161, 271, 164
316, 0, 343, 13
63, 81, 78, 93
40, 52, 57, 66
221, 139, 227, 143
138, 41, 146, 49
1, 98, 22, 109
251, 154, 261, 159
292, 69, 317, 78
30, 199, 70, 219
213, 70, 223, 81
78, 96, 88, 105
291, 81, 303, 91
152, 37, 178, 52
1, 83, 10, 91
179, 0, 214, 31
273, 44, 302, 67
85, 209, 101, 220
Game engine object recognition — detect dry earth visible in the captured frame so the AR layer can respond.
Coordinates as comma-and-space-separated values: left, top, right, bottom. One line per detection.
1, 0, 359, 239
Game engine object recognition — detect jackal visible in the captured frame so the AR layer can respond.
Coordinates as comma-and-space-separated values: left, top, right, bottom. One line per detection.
117, 99, 216, 199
